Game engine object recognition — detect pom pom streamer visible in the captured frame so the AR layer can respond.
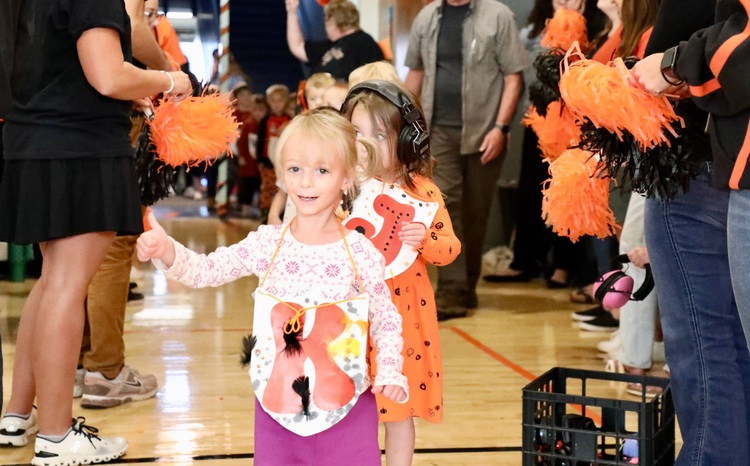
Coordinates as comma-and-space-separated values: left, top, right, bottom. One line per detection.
577, 120, 704, 199
134, 120, 175, 206
540, 9, 589, 52
542, 148, 616, 242
149, 92, 240, 168
558, 46, 681, 150
522, 101, 582, 160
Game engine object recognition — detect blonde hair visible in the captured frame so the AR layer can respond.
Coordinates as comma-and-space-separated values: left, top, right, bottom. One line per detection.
274, 108, 380, 211
266, 83, 290, 100
324, 0, 359, 31
306, 73, 336, 92
348, 61, 401, 87
342, 81, 435, 193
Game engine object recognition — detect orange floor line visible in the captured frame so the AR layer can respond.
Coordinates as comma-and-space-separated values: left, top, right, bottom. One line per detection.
449, 325, 602, 425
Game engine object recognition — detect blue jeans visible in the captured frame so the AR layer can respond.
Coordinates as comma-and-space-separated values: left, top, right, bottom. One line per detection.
728, 190, 750, 349
645, 171, 750, 465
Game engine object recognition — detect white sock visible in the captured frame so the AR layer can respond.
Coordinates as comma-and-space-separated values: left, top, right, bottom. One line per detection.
38, 428, 72, 442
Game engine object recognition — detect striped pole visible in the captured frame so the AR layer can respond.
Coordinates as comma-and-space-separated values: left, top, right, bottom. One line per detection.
216, 0, 231, 218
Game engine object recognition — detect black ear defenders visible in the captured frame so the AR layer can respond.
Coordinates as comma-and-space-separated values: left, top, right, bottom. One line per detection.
342, 79, 430, 165
593, 254, 655, 309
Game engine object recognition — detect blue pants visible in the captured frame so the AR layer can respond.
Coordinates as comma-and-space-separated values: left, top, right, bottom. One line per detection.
645, 171, 750, 465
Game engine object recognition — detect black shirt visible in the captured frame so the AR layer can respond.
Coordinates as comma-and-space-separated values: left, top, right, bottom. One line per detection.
304, 30, 384, 80
3, 0, 133, 160
433, 3, 468, 127
645, 0, 716, 164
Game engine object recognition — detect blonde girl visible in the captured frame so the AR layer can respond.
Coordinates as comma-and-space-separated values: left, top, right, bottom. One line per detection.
137, 109, 408, 465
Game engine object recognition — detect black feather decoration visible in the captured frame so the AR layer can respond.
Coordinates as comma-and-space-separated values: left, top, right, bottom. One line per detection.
292, 376, 311, 418
283, 327, 303, 356
239, 334, 257, 367
576, 120, 702, 199
133, 121, 175, 206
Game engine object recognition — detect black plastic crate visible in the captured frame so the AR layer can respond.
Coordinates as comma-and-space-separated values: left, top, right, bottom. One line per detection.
522, 367, 674, 465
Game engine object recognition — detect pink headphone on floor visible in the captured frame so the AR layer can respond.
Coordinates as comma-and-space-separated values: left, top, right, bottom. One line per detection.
593, 254, 654, 309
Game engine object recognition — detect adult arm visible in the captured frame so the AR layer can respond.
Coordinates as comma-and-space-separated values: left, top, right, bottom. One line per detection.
124, 0, 171, 71
77, 27, 191, 100
404, 69, 424, 96
285, 0, 309, 62
633, 1, 750, 116
480, 72, 523, 164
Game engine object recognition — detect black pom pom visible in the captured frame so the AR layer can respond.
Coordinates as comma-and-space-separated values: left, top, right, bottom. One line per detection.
576, 119, 702, 199
239, 334, 257, 368
134, 122, 175, 206
292, 376, 311, 418
529, 49, 566, 116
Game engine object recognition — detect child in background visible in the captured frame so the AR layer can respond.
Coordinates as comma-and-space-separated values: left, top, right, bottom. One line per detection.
348, 61, 401, 88
268, 73, 337, 224
256, 84, 292, 220
342, 80, 461, 466
234, 94, 266, 218
324, 80, 350, 111
304, 72, 336, 110
137, 110, 408, 465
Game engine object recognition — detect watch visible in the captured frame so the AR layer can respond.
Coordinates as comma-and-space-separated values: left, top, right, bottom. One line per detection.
660, 46, 683, 85
495, 123, 511, 134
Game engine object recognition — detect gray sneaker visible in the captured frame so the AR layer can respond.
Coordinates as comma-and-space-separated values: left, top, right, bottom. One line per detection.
73, 368, 85, 399
81, 365, 158, 409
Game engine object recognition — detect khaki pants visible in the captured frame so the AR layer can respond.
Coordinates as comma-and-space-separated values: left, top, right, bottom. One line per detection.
430, 125, 504, 299
79, 234, 138, 379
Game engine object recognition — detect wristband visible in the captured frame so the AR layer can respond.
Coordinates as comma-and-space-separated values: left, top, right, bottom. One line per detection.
494, 123, 511, 134
161, 70, 174, 93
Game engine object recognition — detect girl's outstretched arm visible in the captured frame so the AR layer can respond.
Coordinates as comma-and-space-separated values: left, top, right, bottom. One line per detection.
414, 181, 461, 267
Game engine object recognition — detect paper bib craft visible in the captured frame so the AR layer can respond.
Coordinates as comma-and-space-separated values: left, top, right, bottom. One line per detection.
343, 179, 438, 278
250, 289, 370, 437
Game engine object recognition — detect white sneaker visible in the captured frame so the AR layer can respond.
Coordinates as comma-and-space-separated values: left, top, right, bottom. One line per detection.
596, 331, 621, 354
73, 368, 85, 399
0, 409, 38, 446
32, 417, 127, 466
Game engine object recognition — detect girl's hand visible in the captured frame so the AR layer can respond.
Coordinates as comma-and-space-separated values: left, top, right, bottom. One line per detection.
398, 222, 427, 248
627, 246, 650, 269
137, 212, 175, 265
372, 384, 407, 403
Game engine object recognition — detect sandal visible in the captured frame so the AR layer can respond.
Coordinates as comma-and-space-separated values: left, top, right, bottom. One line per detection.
626, 382, 662, 399
570, 286, 596, 304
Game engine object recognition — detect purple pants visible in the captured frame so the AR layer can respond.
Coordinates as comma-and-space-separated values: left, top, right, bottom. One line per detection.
253, 389, 381, 465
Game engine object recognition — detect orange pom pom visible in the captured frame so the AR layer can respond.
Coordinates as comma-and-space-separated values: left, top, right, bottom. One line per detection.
540, 9, 589, 52
316, 0, 330, 5
149, 93, 240, 168
522, 101, 582, 160
559, 49, 680, 149
541, 148, 616, 242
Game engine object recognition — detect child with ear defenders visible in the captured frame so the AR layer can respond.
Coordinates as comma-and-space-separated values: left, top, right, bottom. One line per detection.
341, 80, 461, 466
136, 110, 408, 465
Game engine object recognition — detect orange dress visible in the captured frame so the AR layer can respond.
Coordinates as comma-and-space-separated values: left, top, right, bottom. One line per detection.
365, 176, 461, 423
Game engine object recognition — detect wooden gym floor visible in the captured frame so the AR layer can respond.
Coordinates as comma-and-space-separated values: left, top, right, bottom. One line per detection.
0, 197, 674, 465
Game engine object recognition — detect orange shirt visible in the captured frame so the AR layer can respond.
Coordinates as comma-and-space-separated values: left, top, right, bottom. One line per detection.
154, 18, 187, 67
